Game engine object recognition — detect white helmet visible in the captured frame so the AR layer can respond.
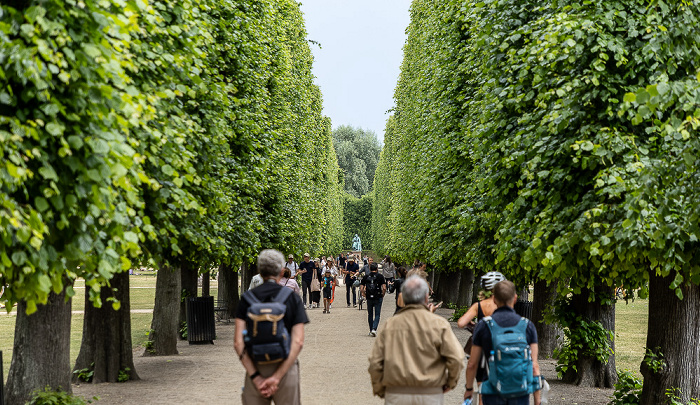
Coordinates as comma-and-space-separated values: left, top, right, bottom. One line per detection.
481, 271, 505, 291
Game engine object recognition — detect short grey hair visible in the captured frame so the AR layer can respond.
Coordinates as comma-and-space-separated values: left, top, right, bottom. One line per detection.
257, 249, 284, 278
401, 276, 429, 305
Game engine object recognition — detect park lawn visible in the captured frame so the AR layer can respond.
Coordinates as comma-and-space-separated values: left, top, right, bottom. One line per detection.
614, 297, 649, 376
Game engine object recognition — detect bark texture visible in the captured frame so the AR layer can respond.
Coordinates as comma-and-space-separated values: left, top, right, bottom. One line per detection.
240, 261, 253, 295
217, 263, 239, 320
531, 279, 562, 358
5, 291, 72, 404
179, 261, 198, 336
146, 265, 181, 356
457, 269, 475, 307
73, 272, 139, 383
202, 270, 210, 297
640, 274, 700, 405
562, 287, 617, 387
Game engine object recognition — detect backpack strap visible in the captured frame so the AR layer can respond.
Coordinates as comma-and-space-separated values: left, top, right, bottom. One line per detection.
273, 286, 293, 304
243, 290, 261, 305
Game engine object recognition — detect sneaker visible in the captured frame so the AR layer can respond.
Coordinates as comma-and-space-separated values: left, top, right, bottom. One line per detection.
368, 331, 373, 336
347, 304, 351, 307
370, 330, 376, 337
353, 304, 357, 307
323, 309, 327, 313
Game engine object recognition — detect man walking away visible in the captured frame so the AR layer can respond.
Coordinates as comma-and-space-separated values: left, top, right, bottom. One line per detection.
234, 249, 309, 405
361, 262, 386, 336
344, 256, 360, 307
298, 253, 315, 308
369, 276, 463, 404
465, 280, 542, 405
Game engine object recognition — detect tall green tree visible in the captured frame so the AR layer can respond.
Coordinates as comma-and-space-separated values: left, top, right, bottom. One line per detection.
333, 125, 381, 198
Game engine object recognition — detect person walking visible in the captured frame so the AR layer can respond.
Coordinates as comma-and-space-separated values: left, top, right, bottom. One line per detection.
285, 254, 298, 278
298, 253, 315, 308
360, 262, 386, 337
390, 266, 407, 314
381, 256, 396, 290
368, 276, 463, 404
344, 256, 360, 307
321, 268, 335, 314
311, 258, 322, 308
234, 249, 309, 405
278, 268, 300, 294
464, 280, 542, 405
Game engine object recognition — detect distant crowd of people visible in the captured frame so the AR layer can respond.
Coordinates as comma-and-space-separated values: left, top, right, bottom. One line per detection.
235, 249, 544, 405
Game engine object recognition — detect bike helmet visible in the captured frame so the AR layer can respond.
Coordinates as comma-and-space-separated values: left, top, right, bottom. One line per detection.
481, 271, 506, 291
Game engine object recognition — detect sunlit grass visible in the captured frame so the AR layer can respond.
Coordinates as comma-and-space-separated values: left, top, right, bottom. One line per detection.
614, 297, 649, 376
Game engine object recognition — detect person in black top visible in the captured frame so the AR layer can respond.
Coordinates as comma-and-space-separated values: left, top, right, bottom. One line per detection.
360, 262, 386, 337
298, 253, 315, 308
234, 249, 309, 404
344, 256, 360, 307
337, 253, 346, 269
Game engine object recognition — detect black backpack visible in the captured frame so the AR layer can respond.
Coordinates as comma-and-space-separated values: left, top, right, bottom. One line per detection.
242, 287, 293, 364
365, 272, 383, 299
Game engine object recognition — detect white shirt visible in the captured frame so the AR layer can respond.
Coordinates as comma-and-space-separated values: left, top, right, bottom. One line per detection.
285, 261, 298, 277
248, 274, 263, 290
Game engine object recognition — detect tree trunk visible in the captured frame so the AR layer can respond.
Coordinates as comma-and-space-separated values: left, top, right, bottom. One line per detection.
202, 269, 210, 297
428, 270, 435, 294
217, 263, 240, 320
640, 274, 700, 405
5, 291, 72, 404
562, 287, 617, 387
146, 265, 181, 356
531, 279, 562, 358
179, 261, 198, 336
73, 271, 139, 383
457, 269, 475, 307
240, 261, 253, 295
440, 271, 461, 305
472, 274, 482, 303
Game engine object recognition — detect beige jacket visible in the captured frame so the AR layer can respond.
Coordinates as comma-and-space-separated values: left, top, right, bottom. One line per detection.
368, 304, 463, 397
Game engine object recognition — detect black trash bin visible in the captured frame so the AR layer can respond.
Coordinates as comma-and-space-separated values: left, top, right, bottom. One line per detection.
186, 296, 216, 344
1, 350, 4, 405
514, 301, 533, 320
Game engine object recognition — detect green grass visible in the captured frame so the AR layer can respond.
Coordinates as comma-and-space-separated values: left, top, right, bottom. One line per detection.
1, 274, 218, 383
614, 297, 649, 376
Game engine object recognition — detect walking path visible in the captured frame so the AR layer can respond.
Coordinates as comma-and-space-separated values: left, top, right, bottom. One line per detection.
72, 294, 614, 404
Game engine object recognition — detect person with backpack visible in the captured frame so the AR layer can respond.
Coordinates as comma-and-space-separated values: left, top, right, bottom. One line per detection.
464, 280, 541, 405
343, 255, 360, 307
360, 262, 386, 337
234, 249, 309, 405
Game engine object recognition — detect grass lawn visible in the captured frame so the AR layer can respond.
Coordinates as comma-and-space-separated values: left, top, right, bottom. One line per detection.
614, 297, 649, 376
1, 274, 218, 383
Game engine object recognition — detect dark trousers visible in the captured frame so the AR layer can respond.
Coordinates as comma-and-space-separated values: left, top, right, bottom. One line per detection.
366, 297, 383, 331
301, 280, 311, 305
346, 283, 356, 305
482, 395, 529, 405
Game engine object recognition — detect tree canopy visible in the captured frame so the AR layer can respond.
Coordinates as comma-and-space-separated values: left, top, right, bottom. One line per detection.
333, 125, 381, 198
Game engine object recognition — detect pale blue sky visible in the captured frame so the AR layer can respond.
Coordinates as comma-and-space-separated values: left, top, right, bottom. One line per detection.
298, 0, 413, 143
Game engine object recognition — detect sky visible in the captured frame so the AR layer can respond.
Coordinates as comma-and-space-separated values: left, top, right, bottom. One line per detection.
298, 0, 413, 144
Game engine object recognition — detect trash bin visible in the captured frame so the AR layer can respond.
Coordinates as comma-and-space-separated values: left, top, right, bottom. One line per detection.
514, 301, 533, 319
186, 296, 216, 344
1, 350, 4, 405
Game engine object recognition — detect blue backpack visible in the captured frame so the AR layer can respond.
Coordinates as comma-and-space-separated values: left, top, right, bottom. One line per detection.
480, 316, 540, 398
242, 288, 292, 364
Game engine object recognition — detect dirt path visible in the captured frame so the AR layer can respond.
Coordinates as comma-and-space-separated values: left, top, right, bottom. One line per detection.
73, 294, 614, 404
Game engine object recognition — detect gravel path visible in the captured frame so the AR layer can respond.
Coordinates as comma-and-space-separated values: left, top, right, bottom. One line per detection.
72, 294, 614, 404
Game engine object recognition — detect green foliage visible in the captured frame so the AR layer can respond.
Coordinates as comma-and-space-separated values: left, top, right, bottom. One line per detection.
333, 125, 381, 198
666, 389, 700, 405
608, 370, 642, 405
179, 321, 187, 340
644, 346, 666, 374
72, 362, 94, 383
117, 367, 131, 383
343, 193, 373, 250
0, 0, 344, 311
447, 304, 469, 322
553, 298, 615, 377
27, 387, 97, 405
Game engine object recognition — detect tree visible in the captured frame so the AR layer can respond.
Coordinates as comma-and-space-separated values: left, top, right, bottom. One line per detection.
333, 125, 381, 198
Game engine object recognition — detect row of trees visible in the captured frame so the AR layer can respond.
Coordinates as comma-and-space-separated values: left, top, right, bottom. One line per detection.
372, 0, 700, 403
0, 0, 343, 402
